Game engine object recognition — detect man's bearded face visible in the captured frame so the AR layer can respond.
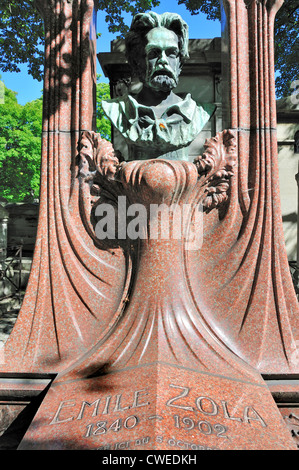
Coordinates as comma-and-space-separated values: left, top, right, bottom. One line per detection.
144, 27, 181, 93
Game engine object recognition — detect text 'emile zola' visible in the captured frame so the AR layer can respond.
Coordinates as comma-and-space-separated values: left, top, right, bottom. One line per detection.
49, 384, 267, 428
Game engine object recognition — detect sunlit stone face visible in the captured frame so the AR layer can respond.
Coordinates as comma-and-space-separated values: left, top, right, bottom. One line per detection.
144, 27, 181, 93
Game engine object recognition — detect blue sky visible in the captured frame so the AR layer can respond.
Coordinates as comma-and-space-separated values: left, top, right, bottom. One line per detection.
1, 0, 221, 105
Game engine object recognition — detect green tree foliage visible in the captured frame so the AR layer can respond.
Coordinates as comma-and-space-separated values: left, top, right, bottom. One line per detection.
96, 76, 111, 140
0, 1, 297, 97
0, 77, 110, 202
179, 0, 299, 98
274, 0, 299, 98
178, 0, 220, 21
0, 1, 44, 82
97, 0, 160, 34
0, 0, 159, 83
0, 82, 42, 202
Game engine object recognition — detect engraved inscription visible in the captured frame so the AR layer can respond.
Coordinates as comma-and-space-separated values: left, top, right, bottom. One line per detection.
166, 384, 267, 428
173, 415, 228, 438
85, 416, 139, 438
97, 435, 219, 450
49, 388, 150, 425
98, 436, 151, 450
48, 382, 267, 449
166, 385, 194, 411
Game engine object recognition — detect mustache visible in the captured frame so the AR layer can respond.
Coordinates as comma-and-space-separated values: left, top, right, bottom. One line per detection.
151, 68, 176, 80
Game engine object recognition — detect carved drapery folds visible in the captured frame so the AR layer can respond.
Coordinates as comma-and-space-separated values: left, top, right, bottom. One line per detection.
60, 129, 262, 384
2, 0, 129, 373
1, 0, 297, 379
193, 0, 298, 373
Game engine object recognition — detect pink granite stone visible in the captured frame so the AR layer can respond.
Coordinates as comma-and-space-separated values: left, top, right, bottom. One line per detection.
18, 364, 296, 450
0, 0, 297, 451
15, 151, 297, 450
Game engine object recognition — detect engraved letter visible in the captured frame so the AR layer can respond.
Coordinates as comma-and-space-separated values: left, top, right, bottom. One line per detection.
131, 389, 150, 409
166, 384, 194, 411
76, 399, 101, 420
114, 394, 130, 412
50, 400, 75, 425
221, 401, 242, 422
102, 395, 112, 415
196, 396, 218, 416
243, 407, 267, 427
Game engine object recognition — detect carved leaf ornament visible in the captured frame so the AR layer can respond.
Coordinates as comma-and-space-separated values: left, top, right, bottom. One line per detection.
78, 129, 237, 230
194, 130, 237, 211
78, 130, 121, 185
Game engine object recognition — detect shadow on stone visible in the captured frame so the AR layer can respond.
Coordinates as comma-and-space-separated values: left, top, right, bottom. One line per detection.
0, 383, 52, 450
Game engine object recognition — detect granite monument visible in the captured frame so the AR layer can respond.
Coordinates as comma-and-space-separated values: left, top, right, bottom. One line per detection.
0, 0, 298, 451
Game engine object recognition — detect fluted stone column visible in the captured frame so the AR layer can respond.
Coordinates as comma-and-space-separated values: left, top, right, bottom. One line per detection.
1, 0, 128, 374
192, 0, 299, 374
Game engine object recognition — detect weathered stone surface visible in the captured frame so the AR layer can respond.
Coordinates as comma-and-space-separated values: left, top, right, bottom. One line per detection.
0, 0, 297, 451
6, 203, 39, 253
19, 365, 296, 450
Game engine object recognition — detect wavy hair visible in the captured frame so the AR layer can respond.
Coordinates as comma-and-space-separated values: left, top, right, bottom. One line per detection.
125, 12, 189, 80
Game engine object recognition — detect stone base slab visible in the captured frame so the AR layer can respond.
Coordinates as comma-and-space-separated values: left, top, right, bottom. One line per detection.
17, 363, 296, 450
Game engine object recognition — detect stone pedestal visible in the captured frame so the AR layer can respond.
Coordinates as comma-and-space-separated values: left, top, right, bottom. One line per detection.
12, 153, 299, 450
0, 0, 298, 451
18, 365, 296, 450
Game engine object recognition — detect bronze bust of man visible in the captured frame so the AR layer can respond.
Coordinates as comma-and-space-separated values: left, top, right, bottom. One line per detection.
102, 12, 215, 161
